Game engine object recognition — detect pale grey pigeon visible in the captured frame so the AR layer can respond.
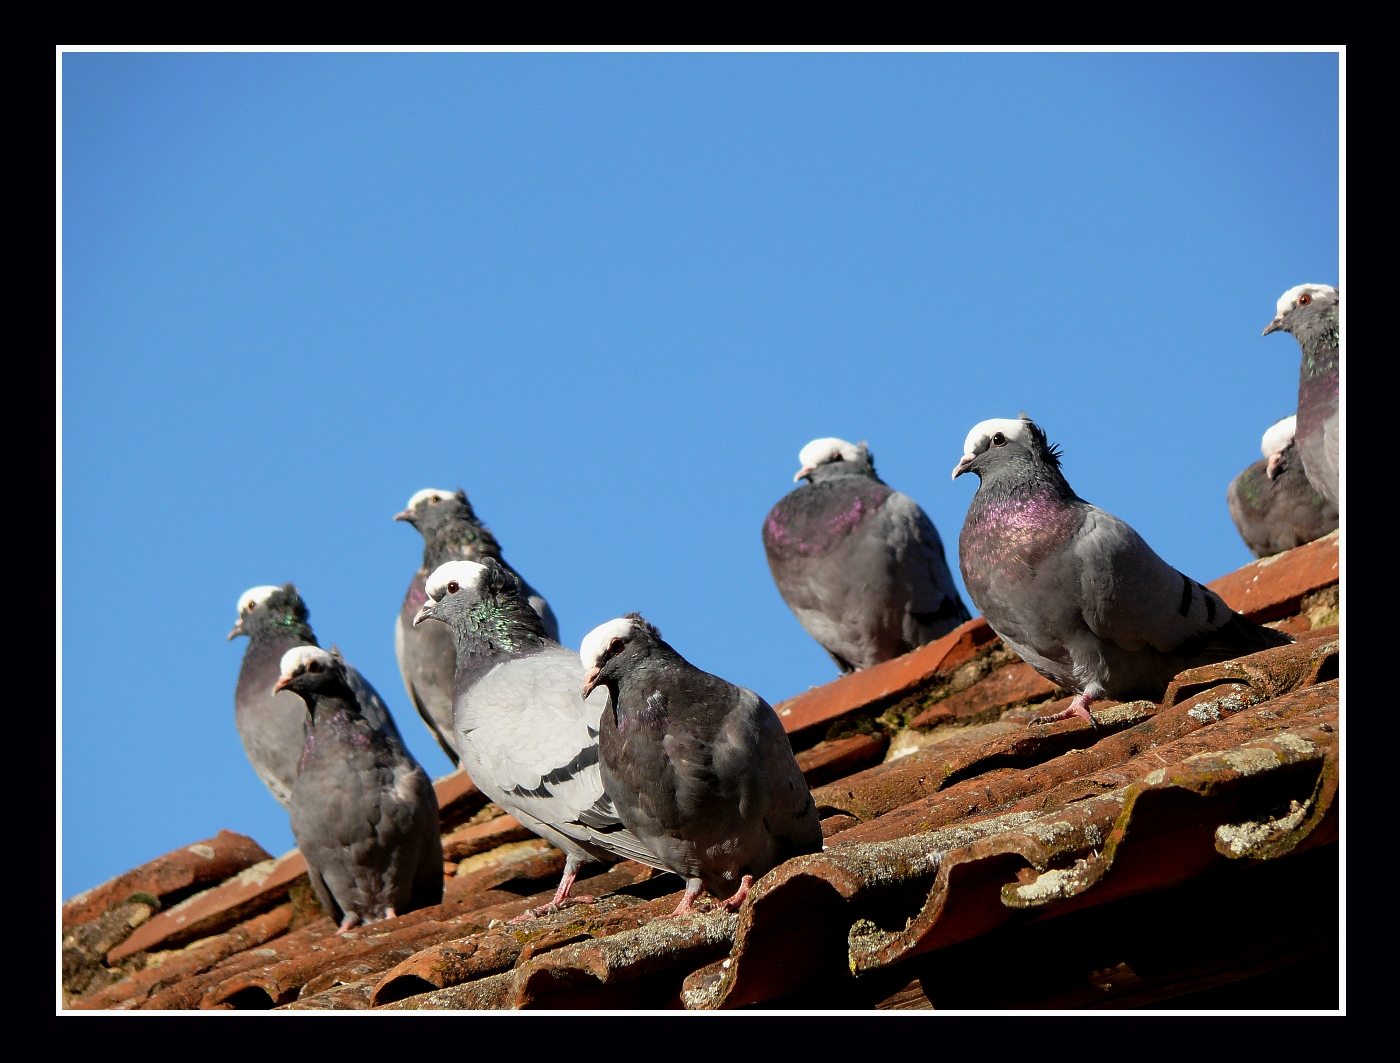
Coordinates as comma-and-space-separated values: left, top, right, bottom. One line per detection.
411, 558, 662, 918
229, 584, 400, 808
1228, 415, 1338, 558
274, 647, 442, 933
763, 437, 970, 673
395, 488, 559, 766
1263, 284, 1339, 509
580, 614, 822, 917
953, 417, 1293, 726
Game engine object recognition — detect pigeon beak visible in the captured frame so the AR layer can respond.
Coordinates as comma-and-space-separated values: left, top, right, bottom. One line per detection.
952, 454, 976, 480
581, 666, 602, 699
1262, 316, 1285, 336
793, 465, 816, 483
412, 600, 436, 627
227, 620, 246, 641
272, 674, 293, 694
393, 508, 416, 524
1266, 452, 1284, 480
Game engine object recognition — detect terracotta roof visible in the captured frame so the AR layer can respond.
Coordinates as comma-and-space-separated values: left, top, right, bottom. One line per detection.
61, 533, 1341, 1010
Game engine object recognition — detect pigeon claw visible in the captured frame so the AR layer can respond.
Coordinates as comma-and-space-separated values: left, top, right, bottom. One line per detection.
720, 875, 755, 913
507, 894, 598, 924
1029, 694, 1097, 728
336, 913, 361, 936
664, 880, 707, 919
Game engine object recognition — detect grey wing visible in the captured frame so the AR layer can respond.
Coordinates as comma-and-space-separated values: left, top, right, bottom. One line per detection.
1323, 410, 1340, 508
1073, 507, 1234, 654
882, 493, 970, 627
394, 613, 460, 764
716, 688, 822, 851
462, 652, 661, 866
343, 665, 406, 742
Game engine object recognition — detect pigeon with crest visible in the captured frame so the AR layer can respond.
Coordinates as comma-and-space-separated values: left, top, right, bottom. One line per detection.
580, 614, 822, 917
275, 646, 442, 933
412, 558, 662, 918
763, 437, 969, 673
953, 416, 1292, 726
394, 488, 559, 765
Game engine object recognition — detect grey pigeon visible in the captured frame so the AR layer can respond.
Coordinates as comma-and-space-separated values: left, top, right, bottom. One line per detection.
580, 614, 823, 916
953, 417, 1293, 726
1264, 284, 1339, 509
274, 647, 443, 933
411, 558, 662, 918
762, 437, 970, 673
229, 584, 400, 807
395, 488, 559, 766
1228, 415, 1338, 558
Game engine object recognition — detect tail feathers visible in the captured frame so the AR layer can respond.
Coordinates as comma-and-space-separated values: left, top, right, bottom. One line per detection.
1175, 611, 1294, 665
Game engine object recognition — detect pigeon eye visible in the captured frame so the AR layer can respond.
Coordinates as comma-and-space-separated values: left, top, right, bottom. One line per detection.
991, 432, 1007, 446
1297, 293, 1312, 306
430, 495, 441, 503
307, 660, 321, 673
446, 580, 460, 594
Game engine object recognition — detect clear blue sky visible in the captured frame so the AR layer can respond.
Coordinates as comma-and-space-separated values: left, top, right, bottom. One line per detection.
61, 52, 1339, 896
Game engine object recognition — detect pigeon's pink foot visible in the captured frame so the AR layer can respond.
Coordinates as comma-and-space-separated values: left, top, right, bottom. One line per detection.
1029, 693, 1096, 727
509, 866, 597, 922
666, 880, 707, 918
336, 912, 361, 935
383, 907, 397, 921
720, 875, 755, 913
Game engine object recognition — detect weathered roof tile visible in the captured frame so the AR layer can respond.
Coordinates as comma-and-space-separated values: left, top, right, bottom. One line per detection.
1208, 529, 1338, 622
62, 830, 271, 933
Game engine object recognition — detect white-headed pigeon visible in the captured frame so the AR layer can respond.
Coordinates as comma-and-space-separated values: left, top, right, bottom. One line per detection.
275, 646, 443, 933
412, 558, 662, 919
1263, 284, 1339, 509
230, 583, 401, 808
953, 416, 1293, 726
580, 614, 822, 917
763, 437, 969, 673
394, 488, 559, 765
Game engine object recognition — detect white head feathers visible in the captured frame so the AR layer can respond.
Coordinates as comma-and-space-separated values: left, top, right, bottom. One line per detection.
1261, 416, 1296, 459
406, 488, 455, 510
277, 645, 336, 683
795, 438, 865, 481
236, 585, 280, 617
961, 418, 1031, 458
424, 560, 488, 603
580, 617, 636, 671
1274, 283, 1337, 317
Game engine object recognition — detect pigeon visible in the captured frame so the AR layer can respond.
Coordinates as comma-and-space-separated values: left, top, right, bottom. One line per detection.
411, 557, 662, 918
274, 647, 443, 933
1263, 284, 1339, 509
1228, 415, 1338, 558
229, 584, 400, 807
395, 488, 559, 766
580, 614, 823, 917
953, 416, 1293, 726
762, 437, 970, 673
